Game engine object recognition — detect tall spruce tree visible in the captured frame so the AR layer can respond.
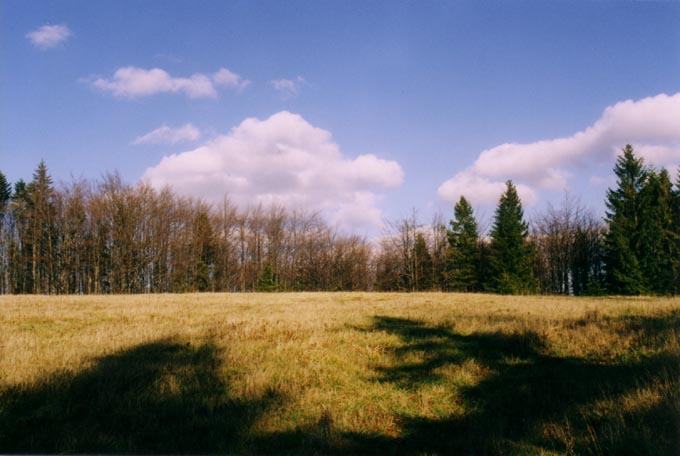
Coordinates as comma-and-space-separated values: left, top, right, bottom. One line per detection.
27, 161, 58, 294
446, 196, 481, 291
413, 232, 433, 290
0, 171, 11, 238
638, 169, 678, 294
0, 171, 11, 294
487, 181, 536, 294
674, 170, 680, 294
604, 145, 646, 295
11, 180, 31, 293
0, 171, 10, 214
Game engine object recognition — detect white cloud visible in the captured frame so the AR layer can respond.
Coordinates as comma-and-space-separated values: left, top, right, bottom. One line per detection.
26, 24, 71, 49
439, 92, 680, 206
133, 124, 202, 145
438, 170, 537, 206
91, 66, 249, 99
271, 76, 306, 98
143, 111, 403, 231
213, 68, 251, 91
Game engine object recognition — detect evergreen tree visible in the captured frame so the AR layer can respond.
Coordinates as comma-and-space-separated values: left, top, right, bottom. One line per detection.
193, 210, 215, 292
11, 180, 32, 293
673, 170, 680, 294
413, 232, 433, 290
604, 145, 646, 294
256, 263, 277, 292
446, 196, 481, 291
487, 181, 536, 294
0, 171, 11, 294
638, 169, 678, 294
27, 161, 58, 294
0, 171, 10, 213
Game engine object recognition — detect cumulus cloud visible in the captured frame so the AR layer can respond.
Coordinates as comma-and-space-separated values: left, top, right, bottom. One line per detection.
439, 92, 680, 206
26, 24, 71, 49
213, 68, 251, 91
271, 76, 306, 98
91, 66, 249, 99
143, 112, 403, 231
133, 124, 201, 145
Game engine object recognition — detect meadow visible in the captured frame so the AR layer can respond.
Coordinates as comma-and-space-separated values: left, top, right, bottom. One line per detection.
0, 292, 678, 455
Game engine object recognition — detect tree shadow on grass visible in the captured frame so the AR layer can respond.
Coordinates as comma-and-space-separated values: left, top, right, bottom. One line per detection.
180, 312, 676, 455
1, 314, 677, 455
343, 314, 679, 455
0, 338, 282, 454
256, 313, 679, 455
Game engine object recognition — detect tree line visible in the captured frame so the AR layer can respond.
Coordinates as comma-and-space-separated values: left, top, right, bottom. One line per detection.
0, 145, 678, 295
0, 166, 371, 294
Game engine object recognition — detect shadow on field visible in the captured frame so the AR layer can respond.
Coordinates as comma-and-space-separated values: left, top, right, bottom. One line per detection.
1, 314, 678, 455
0, 339, 281, 454
214, 312, 678, 455
327, 313, 678, 455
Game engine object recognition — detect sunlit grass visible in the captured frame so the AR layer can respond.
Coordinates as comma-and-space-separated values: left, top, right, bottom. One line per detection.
1, 293, 678, 454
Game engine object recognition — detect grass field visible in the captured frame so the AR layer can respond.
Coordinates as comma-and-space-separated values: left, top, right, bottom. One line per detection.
0, 293, 678, 455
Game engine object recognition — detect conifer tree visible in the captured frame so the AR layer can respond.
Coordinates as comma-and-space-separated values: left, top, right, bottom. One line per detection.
604, 145, 646, 294
0, 171, 11, 241
0, 171, 11, 294
487, 181, 536, 294
674, 170, 680, 294
638, 169, 678, 294
25, 162, 58, 294
413, 232, 433, 290
256, 263, 277, 292
446, 196, 481, 291
193, 210, 215, 292
10, 180, 31, 292
0, 171, 10, 214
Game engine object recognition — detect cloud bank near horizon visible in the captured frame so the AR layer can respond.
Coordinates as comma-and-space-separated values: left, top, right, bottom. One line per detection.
438, 92, 680, 207
143, 112, 404, 231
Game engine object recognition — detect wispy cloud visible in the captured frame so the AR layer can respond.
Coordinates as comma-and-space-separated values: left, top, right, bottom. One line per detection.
271, 76, 306, 98
143, 111, 403, 231
438, 92, 680, 206
91, 66, 249, 99
26, 24, 72, 49
133, 124, 202, 145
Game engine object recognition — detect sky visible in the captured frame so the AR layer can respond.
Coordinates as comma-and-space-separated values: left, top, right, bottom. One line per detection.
1, 0, 679, 235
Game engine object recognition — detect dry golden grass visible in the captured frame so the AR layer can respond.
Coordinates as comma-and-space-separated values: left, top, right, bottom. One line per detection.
1, 292, 678, 454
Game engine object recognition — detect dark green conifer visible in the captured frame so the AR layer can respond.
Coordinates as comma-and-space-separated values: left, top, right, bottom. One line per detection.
256, 264, 277, 292
0, 171, 10, 213
487, 181, 536, 294
673, 169, 680, 294
446, 196, 481, 292
604, 145, 646, 295
28, 161, 58, 294
413, 232, 433, 290
639, 169, 678, 294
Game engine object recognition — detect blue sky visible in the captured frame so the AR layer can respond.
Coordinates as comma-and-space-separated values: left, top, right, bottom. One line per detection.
1, 0, 679, 234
